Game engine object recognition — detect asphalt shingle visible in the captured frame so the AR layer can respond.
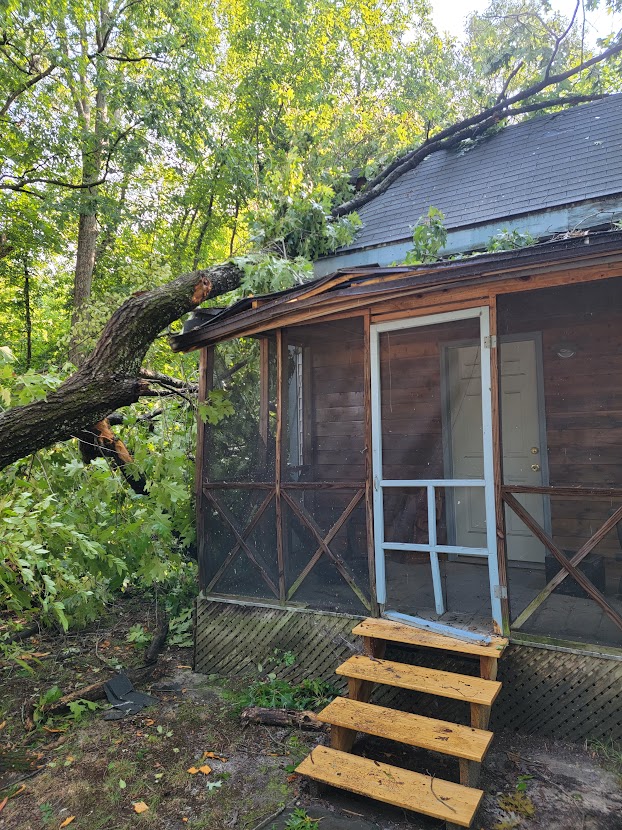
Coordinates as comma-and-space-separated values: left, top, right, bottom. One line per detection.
339, 95, 622, 252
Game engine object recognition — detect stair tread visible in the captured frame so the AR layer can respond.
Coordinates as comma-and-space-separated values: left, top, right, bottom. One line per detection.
318, 697, 493, 762
296, 745, 483, 827
353, 618, 508, 658
337, 655, 502, 705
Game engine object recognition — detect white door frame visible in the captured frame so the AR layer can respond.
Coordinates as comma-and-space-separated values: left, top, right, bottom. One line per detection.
370, 306, 503, 641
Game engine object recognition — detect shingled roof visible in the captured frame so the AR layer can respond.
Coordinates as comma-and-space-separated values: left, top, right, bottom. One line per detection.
333, 95, 622, 256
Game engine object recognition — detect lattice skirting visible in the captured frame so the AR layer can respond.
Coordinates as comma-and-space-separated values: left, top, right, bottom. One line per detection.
194, 597, 622, 742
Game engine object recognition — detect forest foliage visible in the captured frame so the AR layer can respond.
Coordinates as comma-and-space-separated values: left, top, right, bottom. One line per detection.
1, 0, 621, 635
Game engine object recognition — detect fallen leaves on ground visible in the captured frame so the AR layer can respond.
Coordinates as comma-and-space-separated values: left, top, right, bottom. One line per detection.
133, 801, 149, 814
203, 751, 227, 762
59, 817, 76, 827
187, 765, 212, 775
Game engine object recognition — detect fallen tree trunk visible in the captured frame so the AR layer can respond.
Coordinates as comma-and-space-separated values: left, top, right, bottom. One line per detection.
240, 706, 327, 731
0, 263, 243, 470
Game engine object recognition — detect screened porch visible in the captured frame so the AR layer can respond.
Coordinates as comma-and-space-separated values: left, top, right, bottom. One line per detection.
196, 273, 622, 651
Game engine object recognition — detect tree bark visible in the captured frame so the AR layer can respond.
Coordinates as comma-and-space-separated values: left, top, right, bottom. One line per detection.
23, 256, 32, 370
73, 209, 99, 313
76, 418, 147, 493
0, 263, 244, 470
239, 707, 327, 731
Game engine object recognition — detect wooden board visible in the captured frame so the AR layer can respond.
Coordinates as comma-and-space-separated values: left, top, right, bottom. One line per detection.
296, 745, 483, 827
317, 697, 493, 762
336, 655, 501, 705
352, 618, 507, 658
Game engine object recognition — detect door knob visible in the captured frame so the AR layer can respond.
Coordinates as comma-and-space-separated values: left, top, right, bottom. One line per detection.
531, 447, 539, 454
531, 464, 541, 472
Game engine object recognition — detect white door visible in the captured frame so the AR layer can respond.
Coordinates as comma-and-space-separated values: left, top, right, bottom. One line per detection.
447, 338, 546, 563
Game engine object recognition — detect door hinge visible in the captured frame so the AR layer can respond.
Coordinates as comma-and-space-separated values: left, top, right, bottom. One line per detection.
484, 335, 498, 349
493, 585, 508, 599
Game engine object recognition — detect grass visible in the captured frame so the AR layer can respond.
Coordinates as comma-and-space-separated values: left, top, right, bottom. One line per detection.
0, 597, 312, 830
589, 738, 622, 784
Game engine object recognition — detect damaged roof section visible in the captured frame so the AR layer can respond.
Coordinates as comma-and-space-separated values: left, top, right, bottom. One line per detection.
171, 229, 622, 352
316, 96, 622, 274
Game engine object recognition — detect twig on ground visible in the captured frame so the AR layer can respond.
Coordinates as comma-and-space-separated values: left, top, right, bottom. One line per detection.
429, 772, 457, 813
249, 800, 296, 830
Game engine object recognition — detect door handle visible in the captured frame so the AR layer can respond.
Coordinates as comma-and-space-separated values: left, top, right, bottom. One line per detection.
531, 464, 541, 472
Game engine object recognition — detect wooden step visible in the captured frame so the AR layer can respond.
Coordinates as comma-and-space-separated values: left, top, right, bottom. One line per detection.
353, 618, 508, 658
337, 655, 502, 705
318, 697, 492, 762
296, 745, 483, 827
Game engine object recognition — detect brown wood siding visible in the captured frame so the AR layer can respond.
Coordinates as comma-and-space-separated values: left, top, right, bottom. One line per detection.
499, 278, 622, 583
289, 320, 366, 483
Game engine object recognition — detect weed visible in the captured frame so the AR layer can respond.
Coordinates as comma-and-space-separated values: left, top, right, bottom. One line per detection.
0, 638, 41, 674
589, 738, 622, 777
515, 773, 533, 792
33, 685, 62, 725
238, 676, 338, 712
283, 808, 320, 830
486, 228, 536, 252
126, 623, 151, 648
403, 206, 447, 265
498, 790, 536, 818
493, 821, 520, 830
284, 734, 310, 773
67, 698, 99, 722
38, 802, 55, 826
168, 607, 194, 647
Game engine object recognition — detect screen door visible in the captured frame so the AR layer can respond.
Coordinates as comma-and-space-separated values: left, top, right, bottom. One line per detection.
370, 307, 502, 639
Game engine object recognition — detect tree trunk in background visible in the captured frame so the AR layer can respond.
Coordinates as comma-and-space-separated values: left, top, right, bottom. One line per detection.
70, 82, 107, 364
73, 209, 98, 311
23, 255, 32, 370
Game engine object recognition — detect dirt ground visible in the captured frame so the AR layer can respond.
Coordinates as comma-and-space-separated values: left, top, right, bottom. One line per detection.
1, 598, 621, 830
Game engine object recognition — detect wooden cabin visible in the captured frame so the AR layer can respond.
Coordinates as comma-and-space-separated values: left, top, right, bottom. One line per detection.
171, 98, 622, 826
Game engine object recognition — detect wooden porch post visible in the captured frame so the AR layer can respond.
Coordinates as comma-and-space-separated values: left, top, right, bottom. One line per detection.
196, 346, 214, 592
363, 311, 379, 616
275, 329, 287, 603
489, 297, 511, 636
259, 337, 270, 468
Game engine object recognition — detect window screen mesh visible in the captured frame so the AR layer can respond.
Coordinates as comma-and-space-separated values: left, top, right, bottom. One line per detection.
499, 278, 622, 647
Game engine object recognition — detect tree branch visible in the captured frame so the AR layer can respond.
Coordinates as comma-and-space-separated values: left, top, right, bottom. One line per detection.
0, 263, 243, 470
138, 369, 199, 393
333, 35, 622, 217
0, 63, 56, 118
545, 0, 580, 80
0, 124, 137, 192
